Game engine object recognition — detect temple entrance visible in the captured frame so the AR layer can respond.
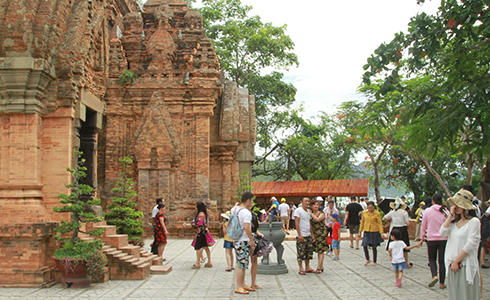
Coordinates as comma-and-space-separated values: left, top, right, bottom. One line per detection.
78, 107, 98, 195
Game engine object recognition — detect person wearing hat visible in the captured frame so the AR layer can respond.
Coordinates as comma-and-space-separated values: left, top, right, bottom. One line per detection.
266, 197, 280, 221
316, 196, 325, 212
278, 198, 290, 231
331, 213, 342, 260
440, 189, 481, 300
221, 211, 234, 272
383, 197, 413, 268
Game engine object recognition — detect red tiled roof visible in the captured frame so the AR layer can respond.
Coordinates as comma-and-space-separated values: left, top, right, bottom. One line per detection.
252, 179, 369, 197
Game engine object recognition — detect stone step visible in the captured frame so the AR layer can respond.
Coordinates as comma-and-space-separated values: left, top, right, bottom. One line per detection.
131, 255, 156, 267
150, 265, 172, 275
105, 249, 123, 256
101, 234, 128, 248
79, 236, 95, 242
120, 245, 141, 258
152, 256, 163, 265
93, 225, 117, 237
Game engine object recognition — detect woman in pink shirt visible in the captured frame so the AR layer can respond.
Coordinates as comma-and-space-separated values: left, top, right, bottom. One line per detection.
416, 193, 448, 289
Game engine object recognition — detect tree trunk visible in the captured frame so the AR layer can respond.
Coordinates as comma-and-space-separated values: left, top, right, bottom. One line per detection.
465, 153, 475, 185
398, 149, 452, 198
366, 142, 388, 203
477, 158, 490, 202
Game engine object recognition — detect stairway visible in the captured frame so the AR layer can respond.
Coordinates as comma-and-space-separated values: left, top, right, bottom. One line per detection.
81, 221, 165, 280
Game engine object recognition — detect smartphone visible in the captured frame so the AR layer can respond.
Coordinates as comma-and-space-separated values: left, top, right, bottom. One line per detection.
443, 207, 450, 217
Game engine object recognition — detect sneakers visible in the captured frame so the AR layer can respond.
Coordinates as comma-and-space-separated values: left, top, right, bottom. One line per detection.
333, 257, 339, 260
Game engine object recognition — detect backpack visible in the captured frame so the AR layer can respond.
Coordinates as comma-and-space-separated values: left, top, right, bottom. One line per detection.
227, 207, 245, 240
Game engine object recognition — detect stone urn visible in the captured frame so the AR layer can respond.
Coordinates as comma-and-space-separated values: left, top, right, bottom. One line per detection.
257, 213, 288, 274
53, 257, 91, 288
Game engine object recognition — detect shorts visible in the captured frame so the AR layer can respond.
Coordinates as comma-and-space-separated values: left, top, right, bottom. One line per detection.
280, 216, 289, 227
223, 240, 233, 249
332, 239, 340, 250
392, 261, 407, 271
348, 224, 360, 234
233, 241, 251, 269
296, 236, 313, 261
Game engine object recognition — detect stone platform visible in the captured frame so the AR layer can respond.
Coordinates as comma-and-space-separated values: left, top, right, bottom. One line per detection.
1, 238, 490, 299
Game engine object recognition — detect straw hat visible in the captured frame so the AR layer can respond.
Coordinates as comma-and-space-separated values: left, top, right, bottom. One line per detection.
281, 198, 286, 202
448, 189, 476, 210
271, 197, 277, 201
220, 211, 230, 219
389, 197, 407, 210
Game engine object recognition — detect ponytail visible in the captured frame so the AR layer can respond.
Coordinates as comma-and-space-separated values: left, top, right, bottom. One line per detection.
432, 193, 447, 214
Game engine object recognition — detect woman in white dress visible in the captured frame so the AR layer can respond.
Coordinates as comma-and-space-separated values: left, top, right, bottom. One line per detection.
440, 189, 481, 300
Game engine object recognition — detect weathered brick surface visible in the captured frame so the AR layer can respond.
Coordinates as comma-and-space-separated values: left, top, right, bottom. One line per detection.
0, 0, 255, 286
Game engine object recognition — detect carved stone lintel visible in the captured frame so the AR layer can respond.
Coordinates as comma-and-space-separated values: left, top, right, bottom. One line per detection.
0, 57, 56, 114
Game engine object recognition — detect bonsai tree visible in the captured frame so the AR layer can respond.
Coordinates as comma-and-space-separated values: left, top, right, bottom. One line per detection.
104, 157, 144, 245
53, 151, 107, 281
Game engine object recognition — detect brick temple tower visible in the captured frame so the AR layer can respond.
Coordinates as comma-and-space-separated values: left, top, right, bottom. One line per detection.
0, 0, 255, 287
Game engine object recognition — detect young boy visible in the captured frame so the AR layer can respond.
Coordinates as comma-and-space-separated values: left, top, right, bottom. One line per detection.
389, 228, 419, 287
331, 213, 342, 260
294, 196, 315, 274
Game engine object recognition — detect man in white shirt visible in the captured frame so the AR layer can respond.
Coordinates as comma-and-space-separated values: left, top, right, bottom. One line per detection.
288, 202, 297, 229
360, 197, 368, 210
294, 196, 315, 274
278, 198, 290, 230
231, 191, 256, 294
151, 198, 164, 254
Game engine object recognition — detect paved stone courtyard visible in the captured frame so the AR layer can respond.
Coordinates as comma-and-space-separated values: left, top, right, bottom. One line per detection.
1, 238, 490, 300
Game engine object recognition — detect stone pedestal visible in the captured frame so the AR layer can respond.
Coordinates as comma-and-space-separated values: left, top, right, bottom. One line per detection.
257, 219, 288, 275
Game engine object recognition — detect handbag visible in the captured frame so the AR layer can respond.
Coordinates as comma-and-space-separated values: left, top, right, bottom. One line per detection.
205, 231, 215, 247
253, 236, 274, 257
326, 236, 332, 245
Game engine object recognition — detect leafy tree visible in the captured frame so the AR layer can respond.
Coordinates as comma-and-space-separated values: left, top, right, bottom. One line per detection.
253, 109, 356, 181
104, 157, 144, 244
198, 0, 299, 150
361, 0, 490, 199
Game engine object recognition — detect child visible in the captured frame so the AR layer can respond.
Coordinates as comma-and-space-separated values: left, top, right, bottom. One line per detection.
389, 228, 419, 287
220, 211, 234, 272
331, 213, 342, 260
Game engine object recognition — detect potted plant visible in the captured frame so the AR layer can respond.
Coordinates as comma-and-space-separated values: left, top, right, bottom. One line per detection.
52, 151, 107, 288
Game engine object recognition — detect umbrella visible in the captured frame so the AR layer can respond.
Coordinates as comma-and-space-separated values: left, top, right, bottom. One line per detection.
377, 197, 396, 214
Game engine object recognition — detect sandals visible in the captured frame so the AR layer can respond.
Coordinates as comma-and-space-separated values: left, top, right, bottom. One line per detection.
428, 278, 439, 287
244, 286, 256, 292
204, 263, 213, 268
251, 285, 263, 289
235, 288, 249, 294
191, 264, 200, 269
225, 267, 233, 272
298, 271, 306, 275
305, 269, 316, 273
316, 269, 324, 273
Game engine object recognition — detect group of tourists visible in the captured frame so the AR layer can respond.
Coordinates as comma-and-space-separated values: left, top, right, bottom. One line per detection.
149, 184, 485, 300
